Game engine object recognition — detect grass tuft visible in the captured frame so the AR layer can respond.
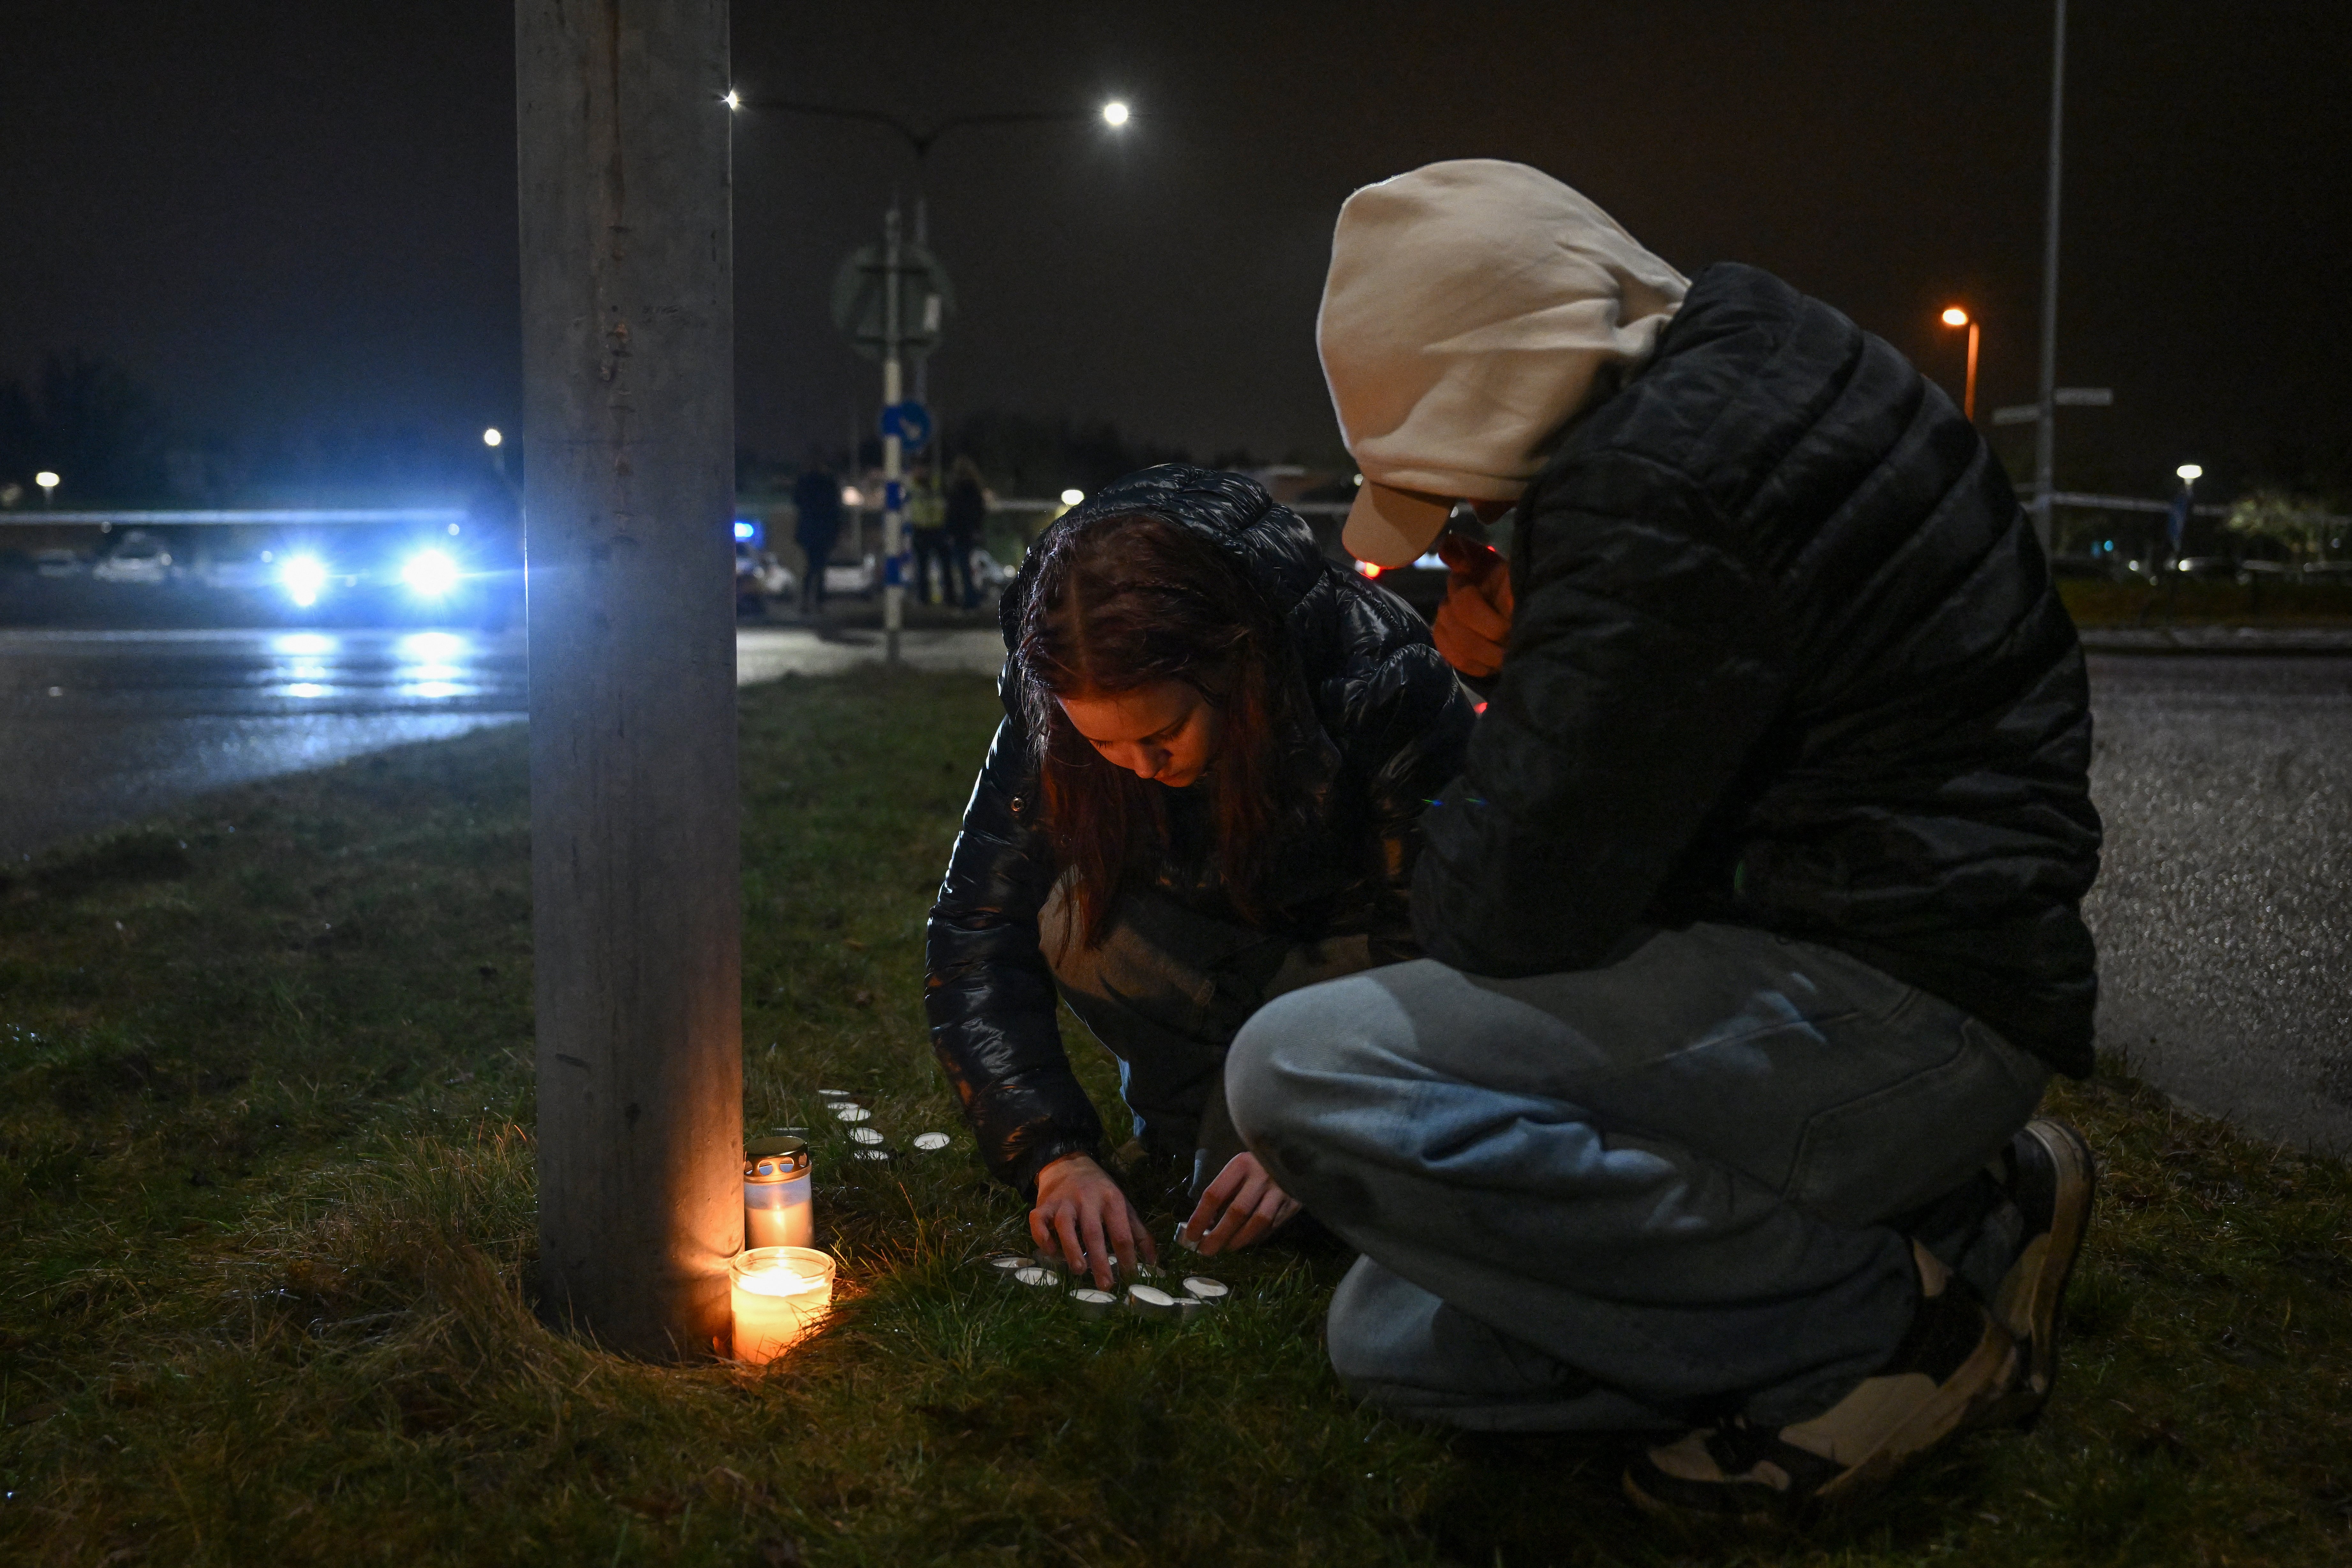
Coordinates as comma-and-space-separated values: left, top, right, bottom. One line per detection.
0, 666, 2345, 1564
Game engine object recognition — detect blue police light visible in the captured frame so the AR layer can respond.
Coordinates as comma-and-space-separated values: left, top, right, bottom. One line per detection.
733, 520, 756, 541
401, 549, 462, 598
281, 554, 330, 608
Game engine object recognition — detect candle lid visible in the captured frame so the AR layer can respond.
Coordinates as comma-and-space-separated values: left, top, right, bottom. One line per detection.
743, 1136, 810, 1178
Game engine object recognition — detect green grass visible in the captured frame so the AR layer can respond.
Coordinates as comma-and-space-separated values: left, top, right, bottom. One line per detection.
2, 666, 2347, 1566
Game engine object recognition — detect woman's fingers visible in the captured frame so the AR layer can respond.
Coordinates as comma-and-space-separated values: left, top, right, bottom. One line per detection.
1200, 1168, 1274, 1255
1099, 1197, 1139, 1289
1078, 1203, 1114, 1290
1128, 1199, 1161, 1268
1182, 1155, 1253, 1244
1228, 1186, 1301, 1253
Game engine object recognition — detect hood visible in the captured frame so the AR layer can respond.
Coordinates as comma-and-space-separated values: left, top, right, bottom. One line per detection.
1317, 159, 1689, 565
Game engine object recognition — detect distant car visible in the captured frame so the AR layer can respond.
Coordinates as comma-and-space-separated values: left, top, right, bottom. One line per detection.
824, 554, 880, 598
735, 541, 794, 615
91, 530, 174, 585
32, 547, 84, 578
198, 548, 283, 589
970, 547, 1013, 595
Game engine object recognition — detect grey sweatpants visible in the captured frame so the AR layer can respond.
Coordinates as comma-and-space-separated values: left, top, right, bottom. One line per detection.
1225, 922, 2049, 1431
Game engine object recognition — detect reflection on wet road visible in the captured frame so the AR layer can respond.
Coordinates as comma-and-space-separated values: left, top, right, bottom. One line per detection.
2, 626, 1006, 860
2, 629, 531, 858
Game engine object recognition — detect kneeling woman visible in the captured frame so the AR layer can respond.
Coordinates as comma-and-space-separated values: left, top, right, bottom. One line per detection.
924, 466, 1474, 1289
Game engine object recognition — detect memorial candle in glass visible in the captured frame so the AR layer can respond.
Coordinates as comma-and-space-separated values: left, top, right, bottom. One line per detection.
730, 1246, 835, 1364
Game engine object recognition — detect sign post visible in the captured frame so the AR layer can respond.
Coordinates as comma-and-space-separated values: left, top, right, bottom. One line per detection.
515, 0, 743, 1358
882, 206, 906, 664
831, 227, 952, 664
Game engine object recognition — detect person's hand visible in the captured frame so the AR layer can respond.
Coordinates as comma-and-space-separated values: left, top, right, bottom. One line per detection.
1032, 1152, 1156, 1289
1432, 532, 1514, 678
1178, 1152, 1301, 1257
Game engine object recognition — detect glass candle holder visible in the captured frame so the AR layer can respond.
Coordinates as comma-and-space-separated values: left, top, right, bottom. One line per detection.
730, 1245, 835, 1365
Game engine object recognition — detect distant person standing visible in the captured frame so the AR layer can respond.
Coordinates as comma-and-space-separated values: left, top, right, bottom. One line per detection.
792, 460, 843, 613
907, 464, 951, 605
944, 455, 991, 610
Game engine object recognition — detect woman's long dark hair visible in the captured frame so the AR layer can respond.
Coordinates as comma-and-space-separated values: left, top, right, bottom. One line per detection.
1013, 509, 1322, 948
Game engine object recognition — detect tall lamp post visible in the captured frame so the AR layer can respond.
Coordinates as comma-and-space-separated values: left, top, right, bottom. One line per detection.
738, 95, 1131, 661
1940, 307, 1981, 423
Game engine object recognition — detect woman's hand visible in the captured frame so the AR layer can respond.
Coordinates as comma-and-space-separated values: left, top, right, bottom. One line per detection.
1179, 1152, 1301, 1256
1032, 1152, 1157, 1290
1432, 533, 1515, 678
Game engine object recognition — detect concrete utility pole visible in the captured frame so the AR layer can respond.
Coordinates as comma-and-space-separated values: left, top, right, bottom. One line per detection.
516, 0, 742, 1359
2033, 0, 2067, 554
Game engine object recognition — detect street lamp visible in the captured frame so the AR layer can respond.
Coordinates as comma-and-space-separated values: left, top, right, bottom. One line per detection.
742, 93, 1133, 662
483, 427, 503, 448
2176, 463, 2203, 484
34, 470, 60, 508
1939, 307, 1980, 423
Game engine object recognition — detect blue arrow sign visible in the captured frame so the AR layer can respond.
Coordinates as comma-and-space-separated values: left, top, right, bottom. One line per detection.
880, 400, 933, 455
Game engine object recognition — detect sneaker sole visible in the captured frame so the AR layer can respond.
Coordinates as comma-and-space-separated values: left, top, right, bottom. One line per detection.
1810, 1318, 2020, 1510
1991, 1118, 2096, 1429
1621, 1314, 2021, 1525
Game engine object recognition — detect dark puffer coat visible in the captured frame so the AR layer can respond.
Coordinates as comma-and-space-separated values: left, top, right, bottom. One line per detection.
925, 467, 1476, 1193
1416, 262, 2103, 1074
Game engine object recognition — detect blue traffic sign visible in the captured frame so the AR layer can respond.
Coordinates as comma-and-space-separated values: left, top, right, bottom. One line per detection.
880, 401, 933, 454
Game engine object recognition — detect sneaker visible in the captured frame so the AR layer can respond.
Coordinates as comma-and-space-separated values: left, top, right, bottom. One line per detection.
1622, 1242, 2018, 1525
1984, 1117, 2097, 1430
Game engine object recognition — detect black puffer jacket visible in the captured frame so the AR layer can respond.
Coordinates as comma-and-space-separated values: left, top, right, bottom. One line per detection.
925, 467, 1476, 1192
1416, 263, 2102, 1074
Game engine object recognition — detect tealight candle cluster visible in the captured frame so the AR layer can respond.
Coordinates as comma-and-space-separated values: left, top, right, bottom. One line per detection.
811, 1089, 955, 1165
985, 1249, 1231, 1323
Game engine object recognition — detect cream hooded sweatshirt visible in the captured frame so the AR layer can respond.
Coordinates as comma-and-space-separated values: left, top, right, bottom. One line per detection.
1318, 160, 1690, 566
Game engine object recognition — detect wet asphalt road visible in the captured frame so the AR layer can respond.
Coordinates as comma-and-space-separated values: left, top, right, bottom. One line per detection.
3, 630, 2343, 1152
2083, 654, 2352, 1155
0, 626, 1005, 863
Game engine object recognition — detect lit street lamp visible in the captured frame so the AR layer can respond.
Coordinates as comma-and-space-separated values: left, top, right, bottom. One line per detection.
1940, 307, 1980, 423
738, 91, 1131, 662
34, 470, 60, 508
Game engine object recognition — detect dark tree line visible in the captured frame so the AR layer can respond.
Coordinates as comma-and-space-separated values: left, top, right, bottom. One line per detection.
0, 353, 167, 506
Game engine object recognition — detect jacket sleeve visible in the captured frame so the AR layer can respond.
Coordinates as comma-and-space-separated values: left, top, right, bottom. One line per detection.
1413, 451, 1789, 976
923, 716, 1107, 1195
1331, 636, 1479, 961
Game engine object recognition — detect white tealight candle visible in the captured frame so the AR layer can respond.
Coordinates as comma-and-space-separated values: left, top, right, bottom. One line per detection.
1182, 1276, 1230, 1304
730, 1246, 835, 1365
1069, 1288, 1117, 1318
912, 1132, 950, 1151
833, 1105, 872, 1123
848, 1126, 885, 1145
1013, 1266, 1060, 1288
1127, 1284, 1181, 1320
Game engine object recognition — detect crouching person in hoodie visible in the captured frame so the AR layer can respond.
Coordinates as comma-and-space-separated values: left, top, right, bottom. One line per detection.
1225, 160, 2103, 1525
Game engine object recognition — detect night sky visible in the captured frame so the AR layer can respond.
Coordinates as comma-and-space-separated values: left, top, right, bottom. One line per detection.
6, 1, 2348, 498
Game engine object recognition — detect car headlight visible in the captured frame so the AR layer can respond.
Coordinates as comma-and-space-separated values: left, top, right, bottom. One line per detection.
400, 549, 461, 597
281, 554, 330, 607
